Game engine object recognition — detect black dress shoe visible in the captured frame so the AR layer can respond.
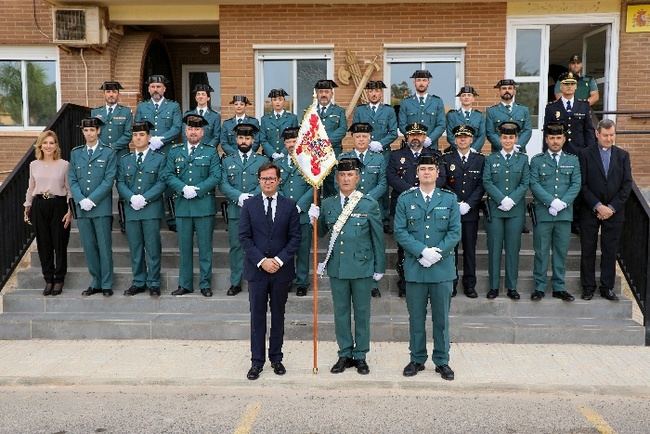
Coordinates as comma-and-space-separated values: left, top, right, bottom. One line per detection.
435, 364, 455, 381
371, 288, 381, 298
600, 289, 619, 301
168, 224, 177, 232
43, 282, 53, 296
531, 290, 545, 301
464, 288, 478, 298
398, 280, 406, 298
271, 362, 286, 375
200, 288, 213, 297
451, 287, 457, 298
124, 285, 146, 296
330, 357, 355, 374
51, 282, 63, 296
403, 361, 425, 377
581, 290, 594, 300
82, 287, 102, 296
355, 360, 370, 375
486, 289, 499, 299
296, 287, 307, 297
552, 291, 575, 302
522, 225, 530, 234
247, 365, 263, 380
149, 287, 161, 297
227, 285, 242, 296
102, 288, 113, 297
507, 289, 520, 300
171, 287, 193, 296
383, 224, 393, 234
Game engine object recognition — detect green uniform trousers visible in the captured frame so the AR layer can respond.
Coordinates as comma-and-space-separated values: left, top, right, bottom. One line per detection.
486, 215, 525, 290
177, 215, 214, 290
533, 221, 571, 292
294, 222, 312, 288
125, 219, 162, 289
228, 217, 243, 287
405, 281, 452, 366
330, 276, 372, 360
77, 216, 113, 290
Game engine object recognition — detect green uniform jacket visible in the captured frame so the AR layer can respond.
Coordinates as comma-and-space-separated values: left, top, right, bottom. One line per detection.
182, 108, 222, 149
277, 157, 314, 225
69, 143, 116, 218
135, 99, 183, 146
398, 94, 446, 144
554, 75, 598, 100
220, 152, 269, 220
482, 152, 530, 218
352, 104, 398, 151
529, 151, 581, 222
394, 187, 461, 283
337, 150, 387, 201
319, 104, 347, 152
445, 108, 486, 152
318, 194, 385, 279
220, 116, 261, 156
259, 111, 299, 157
485, 103, 532, 152
91, 104, 133, 153
163, 143, 221, 217
116, 150, 166, 221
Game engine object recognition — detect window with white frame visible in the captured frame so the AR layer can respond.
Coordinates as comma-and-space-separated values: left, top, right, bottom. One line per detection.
0, 47, 60, 129
384, 45, 465, 113
254, 46, 333, 118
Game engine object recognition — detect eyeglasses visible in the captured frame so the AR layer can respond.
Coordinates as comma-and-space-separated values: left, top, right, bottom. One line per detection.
259, 177, 278, 182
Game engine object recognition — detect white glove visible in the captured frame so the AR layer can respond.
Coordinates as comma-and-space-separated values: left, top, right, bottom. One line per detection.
317, 262, 326, 276
514, 144, 521, 153
373, 273, 384, 282
550, 198, 567, 211
237, 193, 252, 207
423, 137, 432, 148
148, 136, 164, 151
421, 247, 442, 264
79, 198, 95, 211
369, 141, 383, 153
182, 185, 198, 199
459, 201, 471, 215
500, 196, 515, 211
470, 148, 478, 153
308, 204, 320, 222
130, 195, 146, 210
548, 206, 558, 217
296, 205, 302, 214
418, 257, 433, 268
272, 152, 285, 160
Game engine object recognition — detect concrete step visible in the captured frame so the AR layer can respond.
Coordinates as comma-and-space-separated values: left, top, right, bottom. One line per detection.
3, 288, 633, 319
0, 311, 643, 345
15, 267, 620, 294
31, 246, 598, 271
65, 229, 583, 251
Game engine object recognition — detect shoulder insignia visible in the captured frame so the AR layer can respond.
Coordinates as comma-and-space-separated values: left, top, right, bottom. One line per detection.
71, 145, 84, 151
120, 152, 132, 158
447, 109, 456, 114
439, 187, 455, 195
171, 143, 184, 148
202, 143, 215, 148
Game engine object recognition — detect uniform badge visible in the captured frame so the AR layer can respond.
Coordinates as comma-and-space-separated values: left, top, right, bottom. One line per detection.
449, 164, 455, 171
410, 205, 416, 209
555, 111, 561, 119
400, 157, 406, 164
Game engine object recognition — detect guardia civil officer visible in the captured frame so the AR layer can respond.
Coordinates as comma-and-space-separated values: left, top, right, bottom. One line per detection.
445, 85, 486, 153
482, 122, 530, 300
398, 70, 446, 150
91, 81, 133, 157
182, 83, 221, 149
554, 54, 599, 106
220, 123, 269, 295
442, 124, 485, 298
116, 121, 166, 297
394, 154, 461, 380
68, 117, 117, 297
163, 114, 221, 297
313, 158, 385, 375
220, 95, 260, 156
485, 79, 532, 153
259, 88, 299, 160
529, 122, 581, 302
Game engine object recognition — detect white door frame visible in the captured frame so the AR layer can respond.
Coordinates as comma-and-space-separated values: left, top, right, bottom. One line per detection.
507, 13, 620, 122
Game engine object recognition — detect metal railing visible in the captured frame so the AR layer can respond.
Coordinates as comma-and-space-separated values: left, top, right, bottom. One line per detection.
0, 103, 89, 291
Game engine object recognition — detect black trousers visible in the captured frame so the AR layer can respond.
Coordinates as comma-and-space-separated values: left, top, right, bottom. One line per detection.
579, 212, 623, 292
454, 219, 479, 290
248, 276, 291, 367
32, 195, 71, 283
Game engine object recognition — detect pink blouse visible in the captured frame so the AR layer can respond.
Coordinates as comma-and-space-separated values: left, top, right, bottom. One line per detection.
24, 159, 71, 206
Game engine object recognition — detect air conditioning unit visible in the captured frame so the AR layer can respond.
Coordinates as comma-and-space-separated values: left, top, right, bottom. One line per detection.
52, 6, 108, 46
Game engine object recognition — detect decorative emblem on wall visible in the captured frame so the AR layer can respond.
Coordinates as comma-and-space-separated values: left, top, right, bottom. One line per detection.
337, 49, 381, 118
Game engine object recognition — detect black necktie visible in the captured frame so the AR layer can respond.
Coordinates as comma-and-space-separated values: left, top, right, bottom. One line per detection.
154, 103, 159, 111
414, 152, 420, 159
552, 152, 558, 164
87, 148, 93, 159
276, 113, 281, 120
359, 152, 364, 163
566, 100, 572, 111
136, 152, 143, 168
505, 104, 511, 113
108, 106, 113, 116
419, 96, 425, 105
190, 146, 196, 156
425, 195, 431, 205
320, 106, 326, 117
343, 196, 349, 208
372, 105, 377, 113
199, 109, 204, 117
266, 196, 273, 224
242, 153, 248, 165
464, 110, 470, 120
505, 153, 511, 161
462, 155, 467, 165
237, 118, 243, 124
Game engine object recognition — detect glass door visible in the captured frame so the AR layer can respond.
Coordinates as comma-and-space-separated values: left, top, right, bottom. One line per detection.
583, 25, 610, 116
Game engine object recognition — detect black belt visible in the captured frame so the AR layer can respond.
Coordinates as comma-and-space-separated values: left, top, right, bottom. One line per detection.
35, 193, 66, 200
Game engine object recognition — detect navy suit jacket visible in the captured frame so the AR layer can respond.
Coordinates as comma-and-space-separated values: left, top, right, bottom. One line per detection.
239, 193, 301, 282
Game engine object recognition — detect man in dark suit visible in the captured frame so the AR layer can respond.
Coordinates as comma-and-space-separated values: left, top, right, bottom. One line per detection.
239, 162, 301, 380
442, 125, 485, 298
578, 119, 632, 301
387, 122, 445, 297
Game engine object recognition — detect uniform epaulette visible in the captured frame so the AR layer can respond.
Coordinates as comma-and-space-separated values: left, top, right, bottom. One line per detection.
171, 143, 184, 148
489, 103, 500, 108
439, 187, 455, 195
202, 142, 215, 148
407, 186, 419, 192
71, 144, 84, 151
447, 109, 456, 114
443, 148, 454, 155
576, 98, 589, 103
101, 143, 113, 149
120, 152, 132, 158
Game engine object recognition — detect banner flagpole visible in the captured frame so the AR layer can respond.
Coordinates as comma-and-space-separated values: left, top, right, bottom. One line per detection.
312, 187, 319, 374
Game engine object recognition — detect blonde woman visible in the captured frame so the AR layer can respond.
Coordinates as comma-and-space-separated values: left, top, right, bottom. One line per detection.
23, 130, 73, 296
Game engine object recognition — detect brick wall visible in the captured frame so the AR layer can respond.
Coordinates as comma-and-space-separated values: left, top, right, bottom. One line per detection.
219, 2, 507, 151
616, 1, 650, 186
